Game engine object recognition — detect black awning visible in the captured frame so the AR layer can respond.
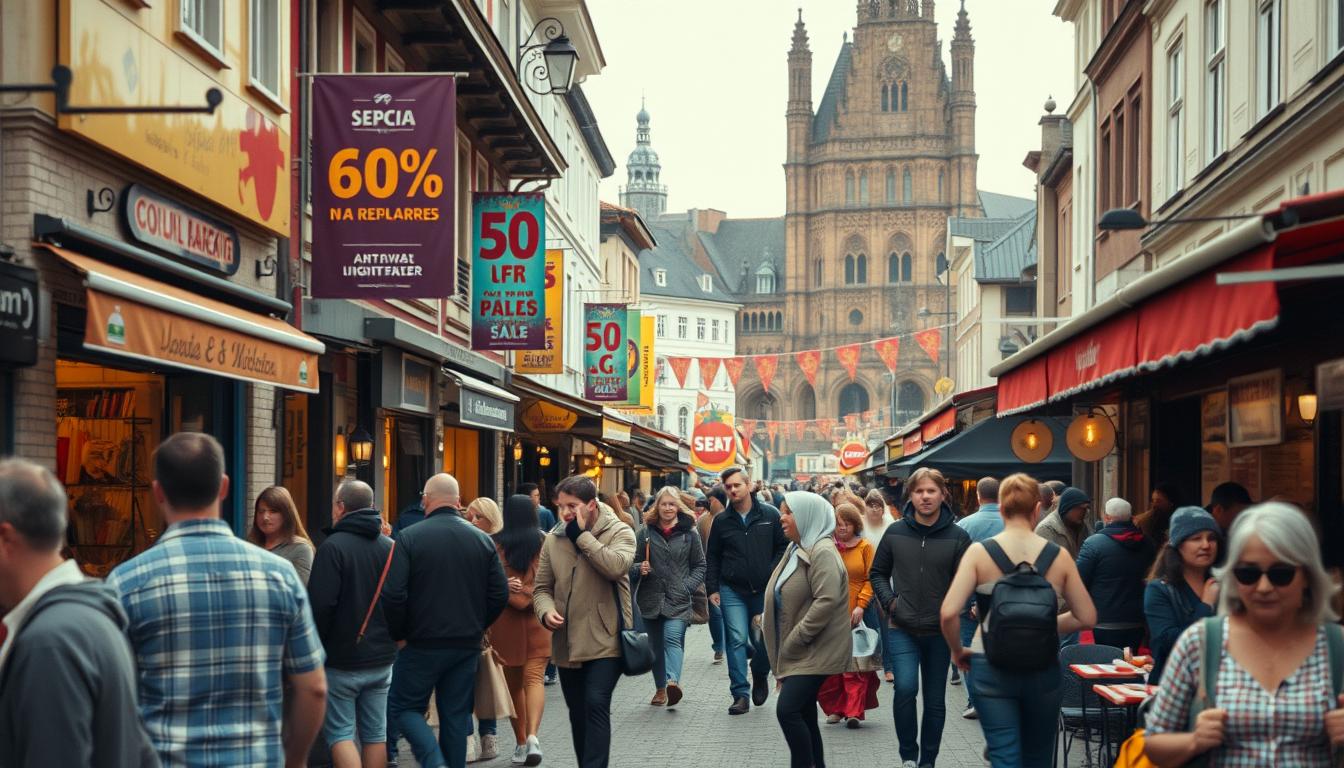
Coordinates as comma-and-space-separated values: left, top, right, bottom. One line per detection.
892, 416, 1073, 482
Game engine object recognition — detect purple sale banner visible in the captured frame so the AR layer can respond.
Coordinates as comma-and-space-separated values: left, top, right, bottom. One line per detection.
310, 75, 456, 298
471, 193, 546, 350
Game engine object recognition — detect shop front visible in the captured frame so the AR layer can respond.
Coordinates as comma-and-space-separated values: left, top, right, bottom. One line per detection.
990, 190, 1344, 563
0, 259, 39, 453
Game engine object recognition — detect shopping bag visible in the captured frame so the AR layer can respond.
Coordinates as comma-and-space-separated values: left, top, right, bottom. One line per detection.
1113, 729, 1157, 768
473, 646, 515, 720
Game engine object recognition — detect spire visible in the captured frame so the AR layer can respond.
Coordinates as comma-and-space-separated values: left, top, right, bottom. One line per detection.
791, 8, 809, 53
955, 0, 972, 41
621, 100, 666, 221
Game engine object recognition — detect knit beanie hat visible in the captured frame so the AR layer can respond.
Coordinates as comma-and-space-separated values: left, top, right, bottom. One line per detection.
1057, 487, 1090, 519
1168, 506, 1221, 548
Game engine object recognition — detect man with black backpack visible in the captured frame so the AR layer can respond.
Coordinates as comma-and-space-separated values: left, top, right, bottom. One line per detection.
938, 473, 1096, 768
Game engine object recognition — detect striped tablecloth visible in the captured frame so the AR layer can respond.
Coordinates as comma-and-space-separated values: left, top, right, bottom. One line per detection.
1092, 683, 1158, 706
1068, 662, 1146, 679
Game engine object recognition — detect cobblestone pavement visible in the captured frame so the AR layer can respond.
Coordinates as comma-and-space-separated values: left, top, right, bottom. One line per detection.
395, 623, 1102, 768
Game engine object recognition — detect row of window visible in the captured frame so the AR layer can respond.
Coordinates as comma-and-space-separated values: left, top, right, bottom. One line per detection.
739, 381, 927, 423
881, 81, 910, 112
831, 252, 916, 285
181, 0, 284, 105
653, 315, 727, 342
742, 311, 783, 334
841, 167, 938, 206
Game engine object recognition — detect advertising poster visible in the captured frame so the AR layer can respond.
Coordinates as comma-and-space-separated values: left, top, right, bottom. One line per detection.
471, 193, 546, 349
515, 250, 564, 373
1228, 370, 1283, 447
583, 304, 628, 401
311, 75, 456, 298
617, 312, 655, 415
691, 402, 737, 473
624, 308, 643, 407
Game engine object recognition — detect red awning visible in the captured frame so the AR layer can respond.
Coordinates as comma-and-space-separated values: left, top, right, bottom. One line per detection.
993, 189, 1344, 415
903, 432, 924, 456
921, 407, 957, 444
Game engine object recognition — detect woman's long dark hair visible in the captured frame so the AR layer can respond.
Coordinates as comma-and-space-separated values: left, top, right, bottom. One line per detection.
495, 494, 545, 573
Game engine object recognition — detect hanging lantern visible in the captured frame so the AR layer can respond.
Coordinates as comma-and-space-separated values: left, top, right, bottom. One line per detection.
512, 440, 524, 462
1010, 419, 1052, 463
1065, 410, 1116, 462
538, 445, 552, 467
348, 426, 374, 467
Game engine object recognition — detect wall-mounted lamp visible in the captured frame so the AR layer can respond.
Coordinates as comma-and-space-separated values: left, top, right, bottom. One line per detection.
538, 445, 552, 467
348, 426, 374, 467
334, 427, 348, 477
512, 440, 524, 462
1010, 419, 1052, 463
518, 17, 580, 96
1065, 408, 1116, 462
1299, 393, 1318, 426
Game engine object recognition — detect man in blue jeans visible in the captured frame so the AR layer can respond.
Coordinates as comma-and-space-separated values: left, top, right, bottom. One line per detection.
382, 473, 508, 768
869, 469, 969, 768
953, 477, 1005, 720
705, 467, 788, 715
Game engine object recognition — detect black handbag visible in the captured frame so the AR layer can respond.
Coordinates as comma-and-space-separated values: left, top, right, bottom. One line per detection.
612, 581, 654, 676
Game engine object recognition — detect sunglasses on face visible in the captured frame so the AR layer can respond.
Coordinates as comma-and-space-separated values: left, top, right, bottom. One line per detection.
1232, 563, 1299, 587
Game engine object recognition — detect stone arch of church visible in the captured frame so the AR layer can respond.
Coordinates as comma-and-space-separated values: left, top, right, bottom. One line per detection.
739, 386, 780, 421
894, 379, 929, 424
887, 232, 914, 283
836, 381, 871, 418
822, 371, 880, 412
793, 381, 817, 421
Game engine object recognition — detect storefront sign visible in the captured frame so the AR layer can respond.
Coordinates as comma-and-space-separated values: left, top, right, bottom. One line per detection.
0, 260, 38, 367
838, 441, 869, 473
61, 2, 291, 234
602, 418, 632, 443
471, 193, 545, 349
1227, 369, 1282, 447
520, 400, 578, 432
310, 74, 456, 298
461, 389, 515, 432
691, 404, 736, 473
515, 250, 564, 373
122, 185, 240, 275
583, 303, 628, 401
400, 356, 434, 412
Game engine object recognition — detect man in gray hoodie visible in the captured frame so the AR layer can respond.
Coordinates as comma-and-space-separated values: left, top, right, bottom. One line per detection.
0, 458, 157, 766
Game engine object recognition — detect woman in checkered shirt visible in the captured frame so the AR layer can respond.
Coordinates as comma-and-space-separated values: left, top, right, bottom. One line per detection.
1144, 502, 1344, 766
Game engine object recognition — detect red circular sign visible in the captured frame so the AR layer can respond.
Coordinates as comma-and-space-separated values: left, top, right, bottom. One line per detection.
837, 441, 869, 471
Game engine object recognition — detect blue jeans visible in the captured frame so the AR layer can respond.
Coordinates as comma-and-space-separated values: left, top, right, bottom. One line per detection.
970, 655, 1062, 768
709, 601, 725, 653
959, 615, 978, 710
324, 665, 393, 747
477, 719, 496, 737
387, 645, 478, 768
646, 617, 688, 688
886, 627, 951, 767
720, 584, 769, 699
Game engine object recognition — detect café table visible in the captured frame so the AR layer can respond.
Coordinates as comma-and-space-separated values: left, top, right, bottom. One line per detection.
1066, 662, 1147, 765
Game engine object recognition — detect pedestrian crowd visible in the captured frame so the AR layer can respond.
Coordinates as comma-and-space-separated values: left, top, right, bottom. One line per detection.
1, 432, 1343, 768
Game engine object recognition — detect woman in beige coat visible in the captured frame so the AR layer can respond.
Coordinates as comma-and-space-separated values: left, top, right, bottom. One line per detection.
763, 491, 850, 768
532, 475, 635, 768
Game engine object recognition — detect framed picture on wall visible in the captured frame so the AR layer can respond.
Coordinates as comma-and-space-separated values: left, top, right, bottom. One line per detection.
1227, 370, 1283, 448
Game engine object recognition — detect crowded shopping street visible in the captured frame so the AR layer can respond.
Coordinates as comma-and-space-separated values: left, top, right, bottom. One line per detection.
3, 0, 1344, 767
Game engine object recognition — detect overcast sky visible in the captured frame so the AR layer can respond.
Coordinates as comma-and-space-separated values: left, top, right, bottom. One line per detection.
581, 0, 1075, 218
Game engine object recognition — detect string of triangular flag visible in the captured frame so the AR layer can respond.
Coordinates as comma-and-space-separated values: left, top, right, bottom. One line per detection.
665, 324, 947, 392
733, 410, 903, 446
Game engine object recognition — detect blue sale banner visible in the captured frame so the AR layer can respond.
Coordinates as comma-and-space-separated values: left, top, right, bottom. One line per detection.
471, 193, 546, 350
583, 303, 628, 401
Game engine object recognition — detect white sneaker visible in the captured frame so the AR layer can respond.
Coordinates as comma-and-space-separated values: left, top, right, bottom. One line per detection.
512, 743, 529, 765
962, 705, 978, 720
466, 734, 479, 762
902, 761, 918, 768
525, 735, 543, 766
479, 734, 499, 760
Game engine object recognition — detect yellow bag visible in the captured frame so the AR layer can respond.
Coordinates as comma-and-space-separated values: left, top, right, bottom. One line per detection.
1113, 728, 1157, 768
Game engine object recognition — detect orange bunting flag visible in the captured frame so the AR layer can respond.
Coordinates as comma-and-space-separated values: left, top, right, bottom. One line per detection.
766, 421, 780, 442
698, 357, 723, 389
844, 413, 860, 433
915, 328, 942, 366
739, 419, 756, 445
794, 350, 822, 388
814, 418, 836, 439
666, 357, 693, 388
872, 337, 901, 373
791, 421, 808, 441
835, 343, 862, 382
754, 355, 779, 393
723, 356, 748, 388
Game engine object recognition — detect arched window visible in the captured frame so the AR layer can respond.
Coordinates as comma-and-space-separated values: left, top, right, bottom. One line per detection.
657, 405, 666, 431
937, 169, 945, 201
749, 392, 778, 421
677, 406, 690, 437
856, 253, 868, 283
881, 85, 889, 112
797, 383, 816, 421
750, 314, 758, 332
844, 254, 855, 284
901, 252, 913, 282
900, 81, 908, 111
838, 382, 870, 418
634, 170, 643, 182
888, 252, 900, 283
890, 83, 899, 111
902, 168, 913, 203
845, 172, 855, 205
814, 259, 823, 284
775, 311, 783, 329
859, 172, 869, 204
896, 381, 925, 424
886, 169, 896, 203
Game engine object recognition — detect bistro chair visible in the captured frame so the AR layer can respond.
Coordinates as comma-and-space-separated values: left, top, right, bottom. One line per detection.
1055, 643, 1141, 768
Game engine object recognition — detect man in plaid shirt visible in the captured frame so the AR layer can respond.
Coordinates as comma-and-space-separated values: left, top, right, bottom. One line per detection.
109, 433, 328, 767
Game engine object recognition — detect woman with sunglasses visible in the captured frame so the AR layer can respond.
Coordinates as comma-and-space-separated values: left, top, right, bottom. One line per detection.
1144, 502, 1344, 767
1142, 506, 1222, 684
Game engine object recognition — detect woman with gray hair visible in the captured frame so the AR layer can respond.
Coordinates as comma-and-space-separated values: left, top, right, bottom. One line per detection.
1144, 502, 1344, 767
763, 491, 850, 768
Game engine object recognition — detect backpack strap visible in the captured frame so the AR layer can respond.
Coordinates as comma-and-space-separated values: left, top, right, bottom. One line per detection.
1033, 542, 1061, 577
1324, 622, 1344, 699
982, 539, 1016, 575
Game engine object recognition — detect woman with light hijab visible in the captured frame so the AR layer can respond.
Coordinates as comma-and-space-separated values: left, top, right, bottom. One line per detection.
763, 491, 851, 768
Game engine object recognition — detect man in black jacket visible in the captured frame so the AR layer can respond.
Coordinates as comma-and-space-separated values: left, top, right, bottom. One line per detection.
0, 458, 157, 767
705, 466, 788, 715
869, 470, 970, 768
308, 480, 396, 768
383, 473, 507, 768
1076, 497, 1155, 651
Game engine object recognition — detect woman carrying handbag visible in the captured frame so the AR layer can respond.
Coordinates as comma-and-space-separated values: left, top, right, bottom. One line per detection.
631, 487, 706, 708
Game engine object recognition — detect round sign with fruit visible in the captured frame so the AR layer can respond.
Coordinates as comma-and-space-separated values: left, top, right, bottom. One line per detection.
837, 441, 869, 473
691, 406, 737, 472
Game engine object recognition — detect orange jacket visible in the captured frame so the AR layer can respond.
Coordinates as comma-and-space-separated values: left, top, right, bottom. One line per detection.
836, 538, 874, 611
